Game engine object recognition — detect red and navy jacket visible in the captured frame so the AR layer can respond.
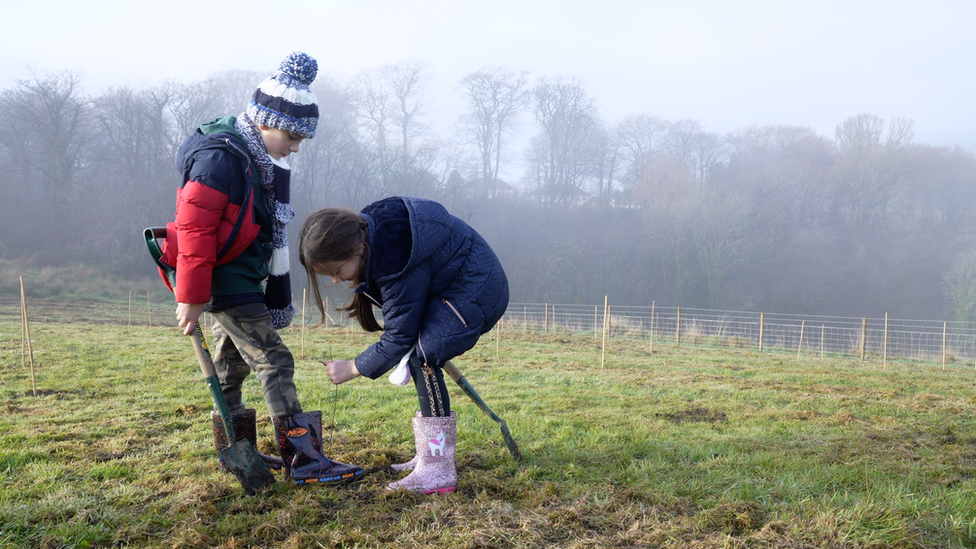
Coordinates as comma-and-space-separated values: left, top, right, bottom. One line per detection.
162, 116, 273, 304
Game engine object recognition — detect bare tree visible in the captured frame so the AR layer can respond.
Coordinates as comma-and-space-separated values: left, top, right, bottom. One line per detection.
832, 113, 914, 257
351, 63, 427, 199
590, 125, 619, 207
663, 119, 703, 167
89, 85, 180, 263
613, 115, 670, 198
688, 130, 728, 186
457, 67, 530, 196
524, 77, 603, 206
944, 247, 976, 322
10, 71, 94, 207
289, 75, 362, 209
386, 60, 431, 166
0, 70, 95, 259
353, 69, 392, 164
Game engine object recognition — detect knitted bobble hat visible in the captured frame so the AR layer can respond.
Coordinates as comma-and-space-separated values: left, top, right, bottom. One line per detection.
247, 52, 319, 138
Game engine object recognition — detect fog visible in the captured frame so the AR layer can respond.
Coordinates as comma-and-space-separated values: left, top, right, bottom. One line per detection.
1, 1, 974, 321
4, 1, 975, 159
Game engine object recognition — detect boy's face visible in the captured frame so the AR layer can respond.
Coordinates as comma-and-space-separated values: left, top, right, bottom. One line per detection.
256, 124, 306, 160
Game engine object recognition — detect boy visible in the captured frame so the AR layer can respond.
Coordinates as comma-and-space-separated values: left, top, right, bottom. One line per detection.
167, 52, 362, 485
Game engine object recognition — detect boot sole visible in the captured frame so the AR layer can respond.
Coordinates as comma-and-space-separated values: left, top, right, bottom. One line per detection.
386, 485, 457, 494
219, 458, 283, 471
423, 486, 457, 495
293, 469, 364, 485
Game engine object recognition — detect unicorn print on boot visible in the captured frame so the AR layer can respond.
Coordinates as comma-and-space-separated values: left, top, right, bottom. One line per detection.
428, 430, 446, 456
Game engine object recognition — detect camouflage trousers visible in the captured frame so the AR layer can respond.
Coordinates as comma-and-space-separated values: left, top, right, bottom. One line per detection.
210, 302, 302, 418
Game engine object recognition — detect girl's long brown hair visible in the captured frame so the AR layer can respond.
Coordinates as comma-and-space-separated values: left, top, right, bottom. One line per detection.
298, 208, 381, 332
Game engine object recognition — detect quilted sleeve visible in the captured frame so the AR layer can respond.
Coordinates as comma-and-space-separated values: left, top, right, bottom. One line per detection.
354, 266, 433, 379
174, 180, 229, 304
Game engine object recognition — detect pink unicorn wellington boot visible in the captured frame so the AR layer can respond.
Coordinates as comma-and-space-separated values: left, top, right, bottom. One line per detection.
390, 411, 456, 472
387, 414, 457, 494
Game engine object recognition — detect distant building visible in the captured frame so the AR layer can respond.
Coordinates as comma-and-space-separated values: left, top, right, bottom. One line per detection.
464, 177, 518, 200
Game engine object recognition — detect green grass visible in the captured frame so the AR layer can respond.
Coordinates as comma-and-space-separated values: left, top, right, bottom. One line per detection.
3, 298, 976, 547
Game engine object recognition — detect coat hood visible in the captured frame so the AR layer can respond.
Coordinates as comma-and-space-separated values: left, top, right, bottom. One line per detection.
177, 116, 250, 180
361, 197, 454, 284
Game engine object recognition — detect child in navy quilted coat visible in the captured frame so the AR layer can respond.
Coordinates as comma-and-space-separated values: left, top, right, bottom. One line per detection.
299, 196, 509, 494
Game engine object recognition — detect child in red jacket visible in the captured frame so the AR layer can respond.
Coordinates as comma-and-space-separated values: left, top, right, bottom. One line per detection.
168, 52, 362, 485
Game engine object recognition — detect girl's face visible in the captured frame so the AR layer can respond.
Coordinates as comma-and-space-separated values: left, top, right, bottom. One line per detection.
317, 245, 365, 284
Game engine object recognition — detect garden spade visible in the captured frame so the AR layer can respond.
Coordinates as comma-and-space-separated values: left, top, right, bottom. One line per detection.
143, 227, 274, 494
443, 360, 523, 462
191, 322, 276, 496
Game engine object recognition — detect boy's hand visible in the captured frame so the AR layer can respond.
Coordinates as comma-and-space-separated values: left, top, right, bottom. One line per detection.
176, 302, 206, 336
322, 360, 362, 385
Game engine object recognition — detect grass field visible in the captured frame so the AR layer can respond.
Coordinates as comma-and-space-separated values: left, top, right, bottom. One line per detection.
3, 297, 976, 548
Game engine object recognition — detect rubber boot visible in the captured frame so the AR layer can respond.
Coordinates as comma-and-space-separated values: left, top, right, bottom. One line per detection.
386, 414, 457, 494
212, 409, 284, 470
272, 411, 364, 485
390, 411, 456, 472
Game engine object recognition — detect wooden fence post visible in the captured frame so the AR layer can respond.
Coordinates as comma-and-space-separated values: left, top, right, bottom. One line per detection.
797, 320, 805, 358
21, 280, 26, 369
820, 324, 825, 359
496, 321, 500, 360
759, 312, 764, 352
676, 306, 681, 347
883, 313, 888, 370
301, 288, 307, 359
860, 318, 867, 360
20, 277, 37, 396
649, 300, 655, 354
600, 296, 608, 369
943, 321, 947, 370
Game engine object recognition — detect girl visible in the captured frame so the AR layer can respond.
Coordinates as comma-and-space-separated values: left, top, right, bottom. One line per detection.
299, 196, 509, 494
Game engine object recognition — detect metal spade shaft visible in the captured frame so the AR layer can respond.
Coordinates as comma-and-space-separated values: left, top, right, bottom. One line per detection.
443, 360, 523, 462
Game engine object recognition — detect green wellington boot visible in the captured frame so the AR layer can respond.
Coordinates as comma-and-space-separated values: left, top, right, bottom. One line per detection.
212, 409, 283, 470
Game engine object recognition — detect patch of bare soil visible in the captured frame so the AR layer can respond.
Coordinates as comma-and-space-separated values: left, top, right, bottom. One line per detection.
656, 407, 728, 424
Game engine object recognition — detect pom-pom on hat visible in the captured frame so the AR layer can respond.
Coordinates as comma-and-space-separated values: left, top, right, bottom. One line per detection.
247, 52, 319, 138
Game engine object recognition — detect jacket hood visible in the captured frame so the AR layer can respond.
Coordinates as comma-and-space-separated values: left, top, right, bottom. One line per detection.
360, 197, 454, 284
177, 116, 249, 177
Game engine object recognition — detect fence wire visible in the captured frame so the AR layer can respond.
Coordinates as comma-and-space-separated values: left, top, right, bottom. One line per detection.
7, 296, 976, 370
503, 303, 976, 369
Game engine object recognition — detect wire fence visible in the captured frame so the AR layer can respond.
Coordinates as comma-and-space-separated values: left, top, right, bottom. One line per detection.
502, 302, 976, 370
7, 294, 976, 371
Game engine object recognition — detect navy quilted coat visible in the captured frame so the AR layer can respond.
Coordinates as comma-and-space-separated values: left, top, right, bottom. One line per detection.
352, 197, 509, 379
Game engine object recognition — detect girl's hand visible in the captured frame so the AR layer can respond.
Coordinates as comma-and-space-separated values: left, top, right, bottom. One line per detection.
322, 359, 362, 385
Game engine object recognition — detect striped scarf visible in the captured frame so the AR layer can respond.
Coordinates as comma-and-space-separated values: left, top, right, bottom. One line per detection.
235, 113, 295, 329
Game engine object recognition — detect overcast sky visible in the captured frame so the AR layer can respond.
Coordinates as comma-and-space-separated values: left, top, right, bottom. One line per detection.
3, 0, 974, 155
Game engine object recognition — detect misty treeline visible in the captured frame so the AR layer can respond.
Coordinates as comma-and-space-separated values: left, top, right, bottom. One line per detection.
2, 63, 976, 321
